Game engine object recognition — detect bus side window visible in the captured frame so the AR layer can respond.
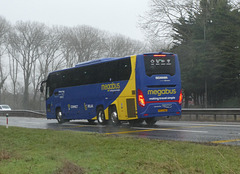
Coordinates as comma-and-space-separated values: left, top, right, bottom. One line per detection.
48, 73, 59, 97
118, 58, 131, 81
105, 61, 117, 82
83, 69, 88, 85
73, 68, 81, 86
81, 66, 96, 85
96, 63, 106, 83
95, 62, 116, 83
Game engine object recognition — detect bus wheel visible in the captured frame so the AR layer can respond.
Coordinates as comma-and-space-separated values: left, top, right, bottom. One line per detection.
129, 119, 144, 127
110, 107, 121, 126
56, 109, 64, 124
145, 117, 157, 126
97, 107, 106, 125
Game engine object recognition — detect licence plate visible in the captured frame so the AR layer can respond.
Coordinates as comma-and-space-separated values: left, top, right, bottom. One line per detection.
158, 109, 168, 112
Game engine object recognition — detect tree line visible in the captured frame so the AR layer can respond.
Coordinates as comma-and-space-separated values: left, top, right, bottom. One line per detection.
2, 0, 239, 110
141, 0, 240, 108
0, 16, 149, 110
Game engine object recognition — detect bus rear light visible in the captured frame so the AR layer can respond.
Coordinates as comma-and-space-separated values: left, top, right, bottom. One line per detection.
144, 114, 148, 116
153, 55, 166, 57
138, 89, 146, 107
179, 89, 183, 105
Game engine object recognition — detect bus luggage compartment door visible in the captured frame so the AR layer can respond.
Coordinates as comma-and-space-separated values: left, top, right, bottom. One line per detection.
118, 98, 137, 120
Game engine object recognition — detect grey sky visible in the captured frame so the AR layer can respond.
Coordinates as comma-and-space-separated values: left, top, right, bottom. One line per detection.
0, 0, 150, 41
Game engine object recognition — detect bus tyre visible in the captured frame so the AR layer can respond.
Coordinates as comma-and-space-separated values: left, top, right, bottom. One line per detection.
97, 107, 107, 125
129, 119, 143, 127
145, 117, 157, 126
56, 109, 65, 124
110, 107, 121, 126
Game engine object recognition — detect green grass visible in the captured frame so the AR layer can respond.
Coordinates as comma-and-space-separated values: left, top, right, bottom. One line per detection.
0, 126, 240, 174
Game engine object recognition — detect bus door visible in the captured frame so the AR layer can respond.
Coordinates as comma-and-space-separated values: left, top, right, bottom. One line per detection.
136, 53, 182, 119
46, 72, 65, 119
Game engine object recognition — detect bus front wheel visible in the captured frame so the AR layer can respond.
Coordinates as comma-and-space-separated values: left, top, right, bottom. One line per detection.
56, 109, 64, 124
97, 107, 107, 125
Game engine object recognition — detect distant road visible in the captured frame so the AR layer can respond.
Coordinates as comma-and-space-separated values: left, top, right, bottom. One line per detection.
0, 117, 240, 146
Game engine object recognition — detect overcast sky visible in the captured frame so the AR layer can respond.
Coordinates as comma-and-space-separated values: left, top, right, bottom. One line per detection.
0, 0, 150, 41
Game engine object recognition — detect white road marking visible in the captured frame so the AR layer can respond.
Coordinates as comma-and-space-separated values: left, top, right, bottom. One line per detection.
157, 122, 240, 127
133, 127, 208, 133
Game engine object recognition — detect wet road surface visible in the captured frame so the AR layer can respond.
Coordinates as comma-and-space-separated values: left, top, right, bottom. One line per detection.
1, 117, 240, 146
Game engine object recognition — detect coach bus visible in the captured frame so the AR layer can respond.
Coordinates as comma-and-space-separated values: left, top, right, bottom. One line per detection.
40, 52, 182, 126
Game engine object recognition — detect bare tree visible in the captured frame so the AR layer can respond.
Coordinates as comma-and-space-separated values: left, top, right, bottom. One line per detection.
8, 21, 47, 109
104, 34, 145, 57
65, 25, 106, 63
7, 46, 20, 108
139, 0, 194, 45
0, 16, 10, 103
39, 26, 65, 78
58, 27, 78, 67
31, 26, 65, 109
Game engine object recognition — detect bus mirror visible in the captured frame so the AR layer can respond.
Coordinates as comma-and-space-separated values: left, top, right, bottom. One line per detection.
40, 86, 44, 93
40, 80, 46, 93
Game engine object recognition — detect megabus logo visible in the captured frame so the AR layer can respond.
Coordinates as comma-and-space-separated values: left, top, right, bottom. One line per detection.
101, 82, 120, 92
148, 89, 176, 96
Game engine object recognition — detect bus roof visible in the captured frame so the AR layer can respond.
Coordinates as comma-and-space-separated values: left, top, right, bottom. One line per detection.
49, 52, 176, 74
143, 52, 175, 56
75, 56, 128, 67
75, 52, 175, 67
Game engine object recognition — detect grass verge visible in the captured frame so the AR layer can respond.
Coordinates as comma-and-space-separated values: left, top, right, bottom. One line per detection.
0, 126, 240, 174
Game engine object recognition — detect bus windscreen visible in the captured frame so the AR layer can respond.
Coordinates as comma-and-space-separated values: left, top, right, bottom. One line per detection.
144, 55, 176, 76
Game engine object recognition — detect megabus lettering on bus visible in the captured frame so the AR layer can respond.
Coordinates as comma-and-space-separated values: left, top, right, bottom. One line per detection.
148, 89, 176, 96
101, 82, 120, 92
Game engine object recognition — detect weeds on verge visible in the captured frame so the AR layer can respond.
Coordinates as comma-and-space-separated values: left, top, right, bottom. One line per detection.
54, 160, 85, 174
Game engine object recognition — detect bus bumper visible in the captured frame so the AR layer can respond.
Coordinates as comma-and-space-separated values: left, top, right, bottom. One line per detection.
137, 102, 181, 118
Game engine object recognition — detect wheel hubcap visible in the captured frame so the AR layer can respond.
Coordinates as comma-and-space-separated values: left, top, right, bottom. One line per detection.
57, 112, 62, 120
111, 111, 118, 123
98, 111, 104, 123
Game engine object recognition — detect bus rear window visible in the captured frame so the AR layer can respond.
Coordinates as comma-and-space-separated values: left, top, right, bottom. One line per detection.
144, 55, 175, 76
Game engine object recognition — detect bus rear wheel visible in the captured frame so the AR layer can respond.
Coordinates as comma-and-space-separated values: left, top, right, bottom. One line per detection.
145, 117, 157, 126
97, 107, 107, 125
110, 107, 121, 126
129, 119, 144, 127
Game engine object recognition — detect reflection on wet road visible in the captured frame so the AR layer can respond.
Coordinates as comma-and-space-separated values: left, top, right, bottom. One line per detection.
1, 116, 240, 146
